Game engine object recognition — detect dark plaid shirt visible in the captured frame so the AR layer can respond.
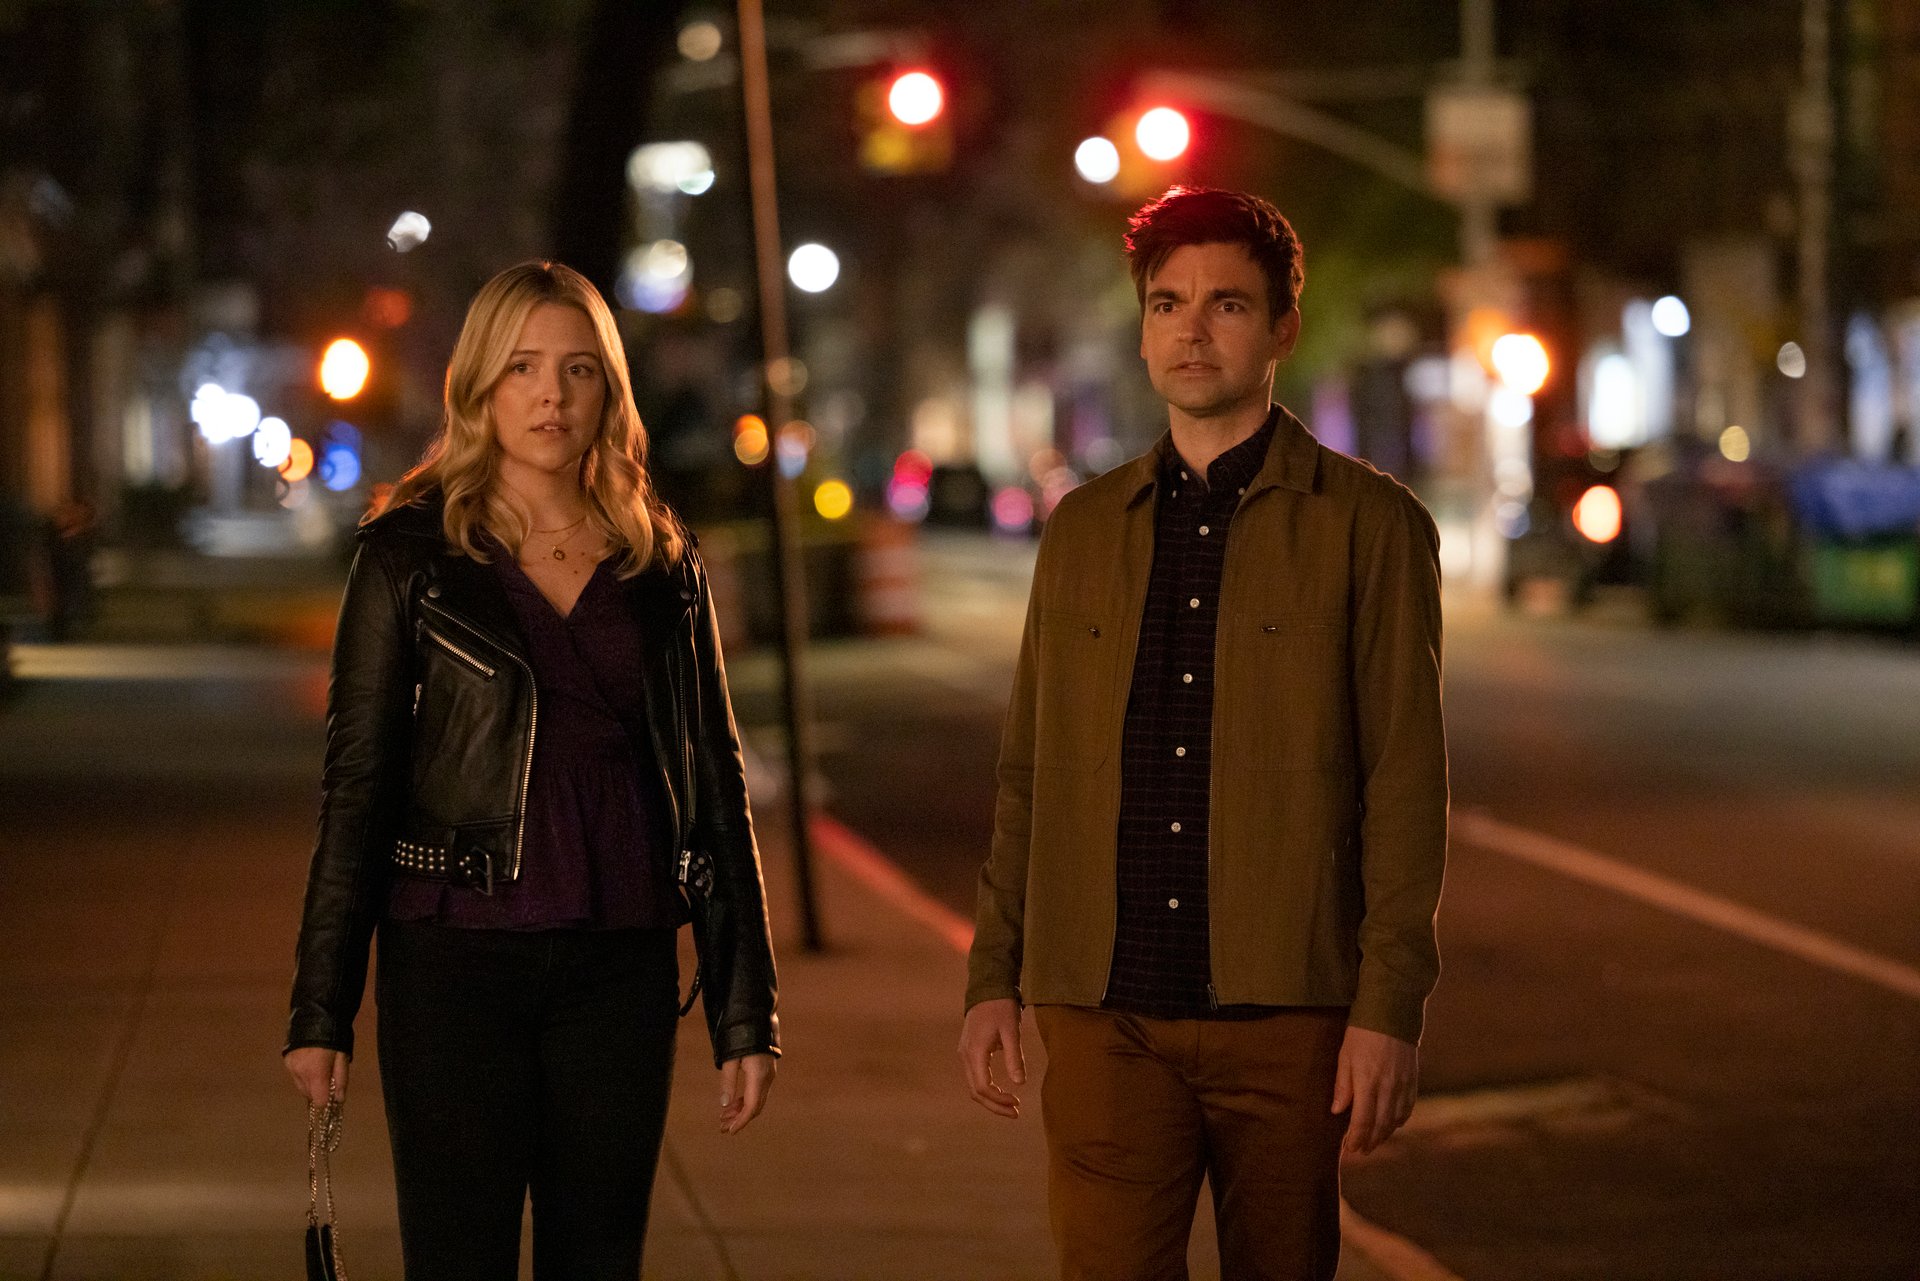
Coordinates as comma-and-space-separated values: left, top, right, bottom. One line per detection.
1103, 413, 1278, 1019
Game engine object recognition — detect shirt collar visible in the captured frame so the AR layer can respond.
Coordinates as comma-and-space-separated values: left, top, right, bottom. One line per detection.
1125, 404, 1319, 509
1160, 412, 1276, 498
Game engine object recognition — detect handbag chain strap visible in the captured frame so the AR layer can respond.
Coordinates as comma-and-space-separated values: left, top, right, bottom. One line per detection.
306, 1085, 348, 1278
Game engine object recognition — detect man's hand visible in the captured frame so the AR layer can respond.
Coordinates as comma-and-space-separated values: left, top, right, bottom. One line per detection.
1331, 1024, 1418, 1156
958, 998, 1025, 1119
284, 1047, 349, 1110
719, 1053, 777, 1135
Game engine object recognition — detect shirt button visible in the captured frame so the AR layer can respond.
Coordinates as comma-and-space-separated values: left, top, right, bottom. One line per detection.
1237, 487, 1246, 496
1182, 673, 1193, 684
1189, 597, 1200, 608
1168, 898, 1180, 909
1181, 470, 1190, 480
1199, 525, 1211, 536
1175, 747, 1186, 757
1170, 821, 1182, 833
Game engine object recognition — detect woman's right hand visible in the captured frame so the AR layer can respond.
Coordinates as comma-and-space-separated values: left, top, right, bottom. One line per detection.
285, 1046, 350, 1109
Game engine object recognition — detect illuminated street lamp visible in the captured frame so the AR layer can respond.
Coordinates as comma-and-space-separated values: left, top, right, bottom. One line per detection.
1074, 137, 1121, 184
787, 243, 840, 294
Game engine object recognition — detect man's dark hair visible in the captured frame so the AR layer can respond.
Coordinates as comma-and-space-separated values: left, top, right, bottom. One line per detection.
1124, 186, 1305, 323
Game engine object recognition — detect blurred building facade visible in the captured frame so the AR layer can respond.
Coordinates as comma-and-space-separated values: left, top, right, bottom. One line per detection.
3, 0, 1918, 597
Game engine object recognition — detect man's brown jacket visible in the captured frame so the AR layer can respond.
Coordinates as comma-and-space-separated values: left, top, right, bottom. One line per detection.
965, 407, 1448, 1044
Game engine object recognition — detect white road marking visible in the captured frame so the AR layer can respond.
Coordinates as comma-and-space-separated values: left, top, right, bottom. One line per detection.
1455, 810, 1920, 1003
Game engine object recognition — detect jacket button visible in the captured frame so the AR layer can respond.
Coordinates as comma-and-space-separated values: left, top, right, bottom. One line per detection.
426, 586, 441, 598
680, 589, 693, 601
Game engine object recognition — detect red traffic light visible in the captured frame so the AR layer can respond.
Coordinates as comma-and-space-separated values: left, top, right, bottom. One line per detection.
887, 71, 944, 126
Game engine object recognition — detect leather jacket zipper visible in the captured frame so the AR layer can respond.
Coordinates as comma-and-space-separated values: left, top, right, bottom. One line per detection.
641, 638, 685, 857
674, 642, 695, 848
423, 626, 496, 678
505, 647, 537, 881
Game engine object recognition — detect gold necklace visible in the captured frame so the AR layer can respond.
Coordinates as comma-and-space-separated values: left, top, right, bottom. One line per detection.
529, 514, 588, 561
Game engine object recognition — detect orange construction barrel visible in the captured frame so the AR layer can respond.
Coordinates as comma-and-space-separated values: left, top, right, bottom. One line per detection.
856, 515, 921, 636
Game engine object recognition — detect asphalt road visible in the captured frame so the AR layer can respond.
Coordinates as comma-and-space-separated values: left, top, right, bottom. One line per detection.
730, 530, 1920, 1281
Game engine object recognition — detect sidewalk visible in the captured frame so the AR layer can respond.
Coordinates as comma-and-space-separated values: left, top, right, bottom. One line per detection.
0, 645, 1410, 1280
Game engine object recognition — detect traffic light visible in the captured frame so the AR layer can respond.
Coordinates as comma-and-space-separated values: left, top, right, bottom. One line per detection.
859, 69, 952, 175
1133, 107, 1190, 161
1077, 105, 1194, 197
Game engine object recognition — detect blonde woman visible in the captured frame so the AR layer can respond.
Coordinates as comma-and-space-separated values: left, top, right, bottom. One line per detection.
284, 261, 778, 1279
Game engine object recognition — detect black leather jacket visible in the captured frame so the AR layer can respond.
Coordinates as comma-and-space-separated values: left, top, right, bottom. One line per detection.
285, 495, 779, 1066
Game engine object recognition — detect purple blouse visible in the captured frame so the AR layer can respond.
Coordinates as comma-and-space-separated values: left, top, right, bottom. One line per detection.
386, 550, 678, 931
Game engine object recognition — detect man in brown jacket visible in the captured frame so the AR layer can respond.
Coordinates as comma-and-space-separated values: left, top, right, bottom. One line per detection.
959, 187, 1447, 1280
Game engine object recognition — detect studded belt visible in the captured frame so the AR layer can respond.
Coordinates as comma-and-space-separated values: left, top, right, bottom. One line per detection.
390, 838, 498, 893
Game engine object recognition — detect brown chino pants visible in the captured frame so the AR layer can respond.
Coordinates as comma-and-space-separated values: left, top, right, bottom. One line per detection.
1033, 1004, 1350, 1281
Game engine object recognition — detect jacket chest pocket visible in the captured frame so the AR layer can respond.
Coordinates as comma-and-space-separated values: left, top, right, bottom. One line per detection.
1034, 610, 1117, 772
411, 618, 507, 748
421, 625, 498, 680
1222, 612, 1353, 772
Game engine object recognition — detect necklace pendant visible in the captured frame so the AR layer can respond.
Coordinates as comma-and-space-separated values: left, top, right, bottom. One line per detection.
552, 547, 566, 561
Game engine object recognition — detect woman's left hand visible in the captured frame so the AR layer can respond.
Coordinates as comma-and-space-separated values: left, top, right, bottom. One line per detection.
719, 1052, 777, 1135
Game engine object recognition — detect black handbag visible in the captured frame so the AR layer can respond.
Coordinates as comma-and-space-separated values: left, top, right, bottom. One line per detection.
305, 1089, 347, 1281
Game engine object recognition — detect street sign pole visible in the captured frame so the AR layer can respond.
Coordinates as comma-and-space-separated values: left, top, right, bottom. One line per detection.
736, 0, 824, 953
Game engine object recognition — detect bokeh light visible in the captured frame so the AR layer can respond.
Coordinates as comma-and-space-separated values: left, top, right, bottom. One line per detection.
1572, 485, 1623, 544
1491, 333, 1550, 395
678, 20, 722, 62
319, 444, 361, 492
813, 479, 854, 521
364, 287, 412, 328
617, 240, 692, 314
733, 414, 770, 466
627, 142, 715, 196
252, 416, 292, 468
776, 420, 815, 478
1074, 137, 1120, 184
992, 486, 1035, 533
320, 339, 370, 400
386, 211, 431, 252
787, 243, 840, 294
1135, 107, 1191, 161
1719, 424, 1752, 462
1650, 295, 1691, 338
887, 72, 944, 126
280, 438, 315, 483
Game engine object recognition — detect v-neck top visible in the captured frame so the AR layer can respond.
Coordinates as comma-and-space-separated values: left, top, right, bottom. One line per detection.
385, 545, 677, 931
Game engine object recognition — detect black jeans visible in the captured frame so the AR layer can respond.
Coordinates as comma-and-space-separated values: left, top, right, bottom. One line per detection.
374, 920, 680, 1281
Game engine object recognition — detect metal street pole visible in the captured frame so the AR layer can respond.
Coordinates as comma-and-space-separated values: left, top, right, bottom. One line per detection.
1793, 0, 1838, 453
736, 0, 824, 952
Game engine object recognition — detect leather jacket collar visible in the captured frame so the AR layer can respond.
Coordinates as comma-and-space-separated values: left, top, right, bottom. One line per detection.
364, 492, 698, 658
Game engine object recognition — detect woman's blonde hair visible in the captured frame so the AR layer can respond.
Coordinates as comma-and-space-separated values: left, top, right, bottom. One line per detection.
371, 260, 684, 575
